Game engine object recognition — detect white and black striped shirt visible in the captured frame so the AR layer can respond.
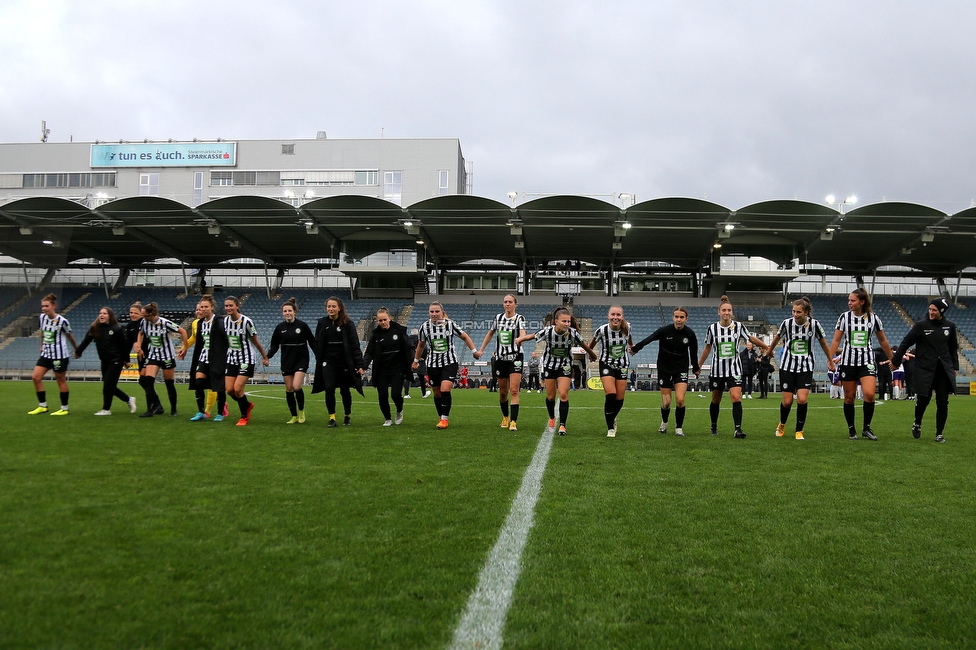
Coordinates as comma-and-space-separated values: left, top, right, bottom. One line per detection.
592, 323, 630, 369
776, 317, 826, 373
491, 313, 526, 358
224, 315, 257, 366
533, 325, 585, 371
39, 313, 72, 359
418, 318, 467, 368
704, 320, 751, 378
197, 316, 214, 364
139, 317, 180, 361
835, 311, 884, 367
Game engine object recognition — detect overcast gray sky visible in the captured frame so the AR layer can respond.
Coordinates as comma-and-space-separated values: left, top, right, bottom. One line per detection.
2, 0, 974, 212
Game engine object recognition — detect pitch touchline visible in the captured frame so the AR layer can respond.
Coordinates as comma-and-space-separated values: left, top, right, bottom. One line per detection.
448, 425, 555, 650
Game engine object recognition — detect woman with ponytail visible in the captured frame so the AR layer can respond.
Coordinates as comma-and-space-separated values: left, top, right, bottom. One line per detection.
267, 297, 316, 424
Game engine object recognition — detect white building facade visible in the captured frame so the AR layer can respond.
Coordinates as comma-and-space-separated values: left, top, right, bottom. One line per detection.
0, 136, 469, 209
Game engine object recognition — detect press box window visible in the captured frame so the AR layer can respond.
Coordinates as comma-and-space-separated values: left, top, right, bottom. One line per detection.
281, 144, 295, 155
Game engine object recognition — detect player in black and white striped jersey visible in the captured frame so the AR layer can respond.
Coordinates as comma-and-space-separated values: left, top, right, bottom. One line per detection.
222, 295, 269, 426
765, 297, 835, 440
828, 288, 894, 440
477, 294, 528, 432
29, 293, 79, 416
697, 295, 769, 438
413, 301, 481, 430
588, 305, 632, 438
135, 302, 188, 418
516, 307, 597, 436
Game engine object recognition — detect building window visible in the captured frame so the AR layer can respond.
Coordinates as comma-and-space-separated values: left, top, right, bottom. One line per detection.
384, 170, 402, 205
0, 174, 21, 189
20, 172, 115, 188
281, 178, 306, 186
438, 170, 449, 196
281, 143, 295, 155
91, 173, 116, 188
211, 171, 232, 186
232, 171, 256, 186
355, 170, 378, 186
256, 171, 280, 186
193, 172, 203, 207
139, 173, 159, 196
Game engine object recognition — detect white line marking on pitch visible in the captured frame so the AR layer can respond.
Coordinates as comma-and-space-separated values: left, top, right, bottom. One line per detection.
449, 425, 555, 650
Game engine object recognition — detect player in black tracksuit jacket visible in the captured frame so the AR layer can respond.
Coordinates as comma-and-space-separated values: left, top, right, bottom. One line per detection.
266, 297, 317, 424
891, 297, 959, 442
75, 306, 136, 414
630, 306, 701, 435
362, 307, 412, 425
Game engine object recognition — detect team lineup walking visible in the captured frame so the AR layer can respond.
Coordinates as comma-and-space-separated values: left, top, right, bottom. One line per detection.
21, 291, 961, 442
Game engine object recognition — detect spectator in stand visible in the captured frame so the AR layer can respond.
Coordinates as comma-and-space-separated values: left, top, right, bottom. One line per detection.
891, 361, 905, 400
527, 352, 541, 393
903, 349, 917, 400
739, 342, 758, 398
757, 353, 773, 399
875, 346, 892, 400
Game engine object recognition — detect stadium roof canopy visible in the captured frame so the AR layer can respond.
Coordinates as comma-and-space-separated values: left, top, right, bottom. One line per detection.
1, 194, 975, 276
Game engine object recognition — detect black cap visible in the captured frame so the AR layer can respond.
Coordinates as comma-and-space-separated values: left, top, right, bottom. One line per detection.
930, 297, 949, 316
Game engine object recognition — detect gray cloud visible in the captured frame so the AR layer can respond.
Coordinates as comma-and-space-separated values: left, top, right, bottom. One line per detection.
3, 0, 974, 212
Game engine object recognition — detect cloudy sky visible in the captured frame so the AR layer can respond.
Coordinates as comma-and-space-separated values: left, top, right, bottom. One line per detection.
2, 0, 974, 212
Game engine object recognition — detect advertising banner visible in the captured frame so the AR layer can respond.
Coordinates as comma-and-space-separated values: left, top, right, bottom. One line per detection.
90, 142, 236, 167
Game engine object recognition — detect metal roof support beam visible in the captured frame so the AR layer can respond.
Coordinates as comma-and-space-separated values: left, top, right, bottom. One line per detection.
113, 268, 131, 294
296, 207, 337, 247
100, 261, 111, 300
190, 208, 275, 264
22, 261, 32, 296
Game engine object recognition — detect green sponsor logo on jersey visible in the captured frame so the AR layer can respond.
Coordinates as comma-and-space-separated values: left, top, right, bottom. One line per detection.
432, 337, 449, 353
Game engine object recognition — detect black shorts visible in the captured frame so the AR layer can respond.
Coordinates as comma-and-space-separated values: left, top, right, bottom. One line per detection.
709, 375, 743, 392
780, 370, 814, 393
194, 362, 211, 379
543, 366, 572, 381
428, 363, 458, 386
598, 362, 625, 381
281, 363, 309, 376
659, 368, 690, 390
840, 364, 876, 381
493, 354, 525, 378
226, 363, 255, 378
36, 356, 70, 372
146, 357, 176, 371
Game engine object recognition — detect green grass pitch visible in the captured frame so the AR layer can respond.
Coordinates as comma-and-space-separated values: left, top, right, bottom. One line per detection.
2, 380, 975, 649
